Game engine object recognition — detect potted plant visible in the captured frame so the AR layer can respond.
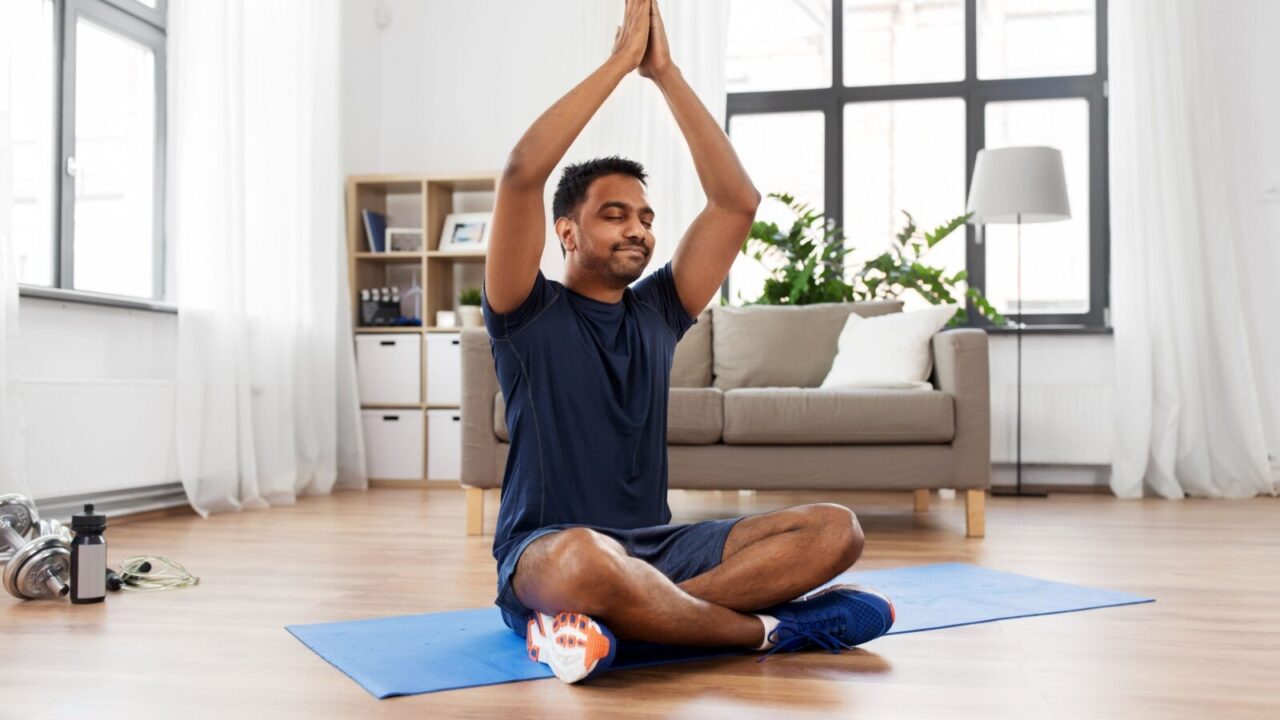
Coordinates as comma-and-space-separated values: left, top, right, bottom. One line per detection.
457, 287, 483, 328
740, 193, 1004, 326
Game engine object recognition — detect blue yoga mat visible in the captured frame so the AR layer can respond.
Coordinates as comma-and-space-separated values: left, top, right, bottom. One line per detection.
286, 563, 1153, 698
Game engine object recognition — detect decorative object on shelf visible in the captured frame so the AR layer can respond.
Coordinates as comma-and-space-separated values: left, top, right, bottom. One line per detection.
965, 145, 1071, 499
386, 227, 423, 252
739, 193, 1004, 327
401, 271, 423, 322
436, 310, 457, 328
359, 287, 415, 326
439, 212, 492, 253
456, 287, 483, 328
361, 209, 388, 253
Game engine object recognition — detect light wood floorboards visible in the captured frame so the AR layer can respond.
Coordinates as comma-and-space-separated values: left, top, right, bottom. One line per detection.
1, 487, 1277, 719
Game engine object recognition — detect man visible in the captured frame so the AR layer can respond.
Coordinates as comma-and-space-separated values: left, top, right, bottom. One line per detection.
483, 0, 893, 684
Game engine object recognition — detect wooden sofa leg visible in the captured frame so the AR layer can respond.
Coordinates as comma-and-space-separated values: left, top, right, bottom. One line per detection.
466, 487, 484, 536
965, 489, 985, 538
913, 489, 930, 513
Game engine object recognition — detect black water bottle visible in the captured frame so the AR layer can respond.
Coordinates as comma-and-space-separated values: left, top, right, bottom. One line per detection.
70, 504, 107, 604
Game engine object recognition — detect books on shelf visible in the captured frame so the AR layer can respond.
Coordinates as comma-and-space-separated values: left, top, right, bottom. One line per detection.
362, 209, 387, 253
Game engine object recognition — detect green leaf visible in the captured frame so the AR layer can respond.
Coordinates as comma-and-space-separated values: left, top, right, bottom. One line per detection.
923, 214, 969, 248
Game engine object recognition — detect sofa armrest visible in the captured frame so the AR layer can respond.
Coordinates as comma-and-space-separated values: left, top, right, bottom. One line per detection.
460, 328, 501, 490
931, 329, 991, 489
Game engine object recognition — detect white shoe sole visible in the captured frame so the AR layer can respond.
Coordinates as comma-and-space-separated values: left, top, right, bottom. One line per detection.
525, 611, 615, 684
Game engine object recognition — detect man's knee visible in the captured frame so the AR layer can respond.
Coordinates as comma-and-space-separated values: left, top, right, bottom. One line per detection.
517, 528, 629, 614
807, 503, 864, 572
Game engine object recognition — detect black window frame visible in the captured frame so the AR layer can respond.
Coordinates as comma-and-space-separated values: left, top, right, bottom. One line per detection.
726, 0, 1110, 330
16, 0, 172, 314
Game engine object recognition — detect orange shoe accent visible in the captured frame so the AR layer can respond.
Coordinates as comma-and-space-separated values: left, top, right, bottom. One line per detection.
581, 622, 612, 671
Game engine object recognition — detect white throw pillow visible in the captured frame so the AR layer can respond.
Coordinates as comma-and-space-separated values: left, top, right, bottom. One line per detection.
819, 305, 960, 390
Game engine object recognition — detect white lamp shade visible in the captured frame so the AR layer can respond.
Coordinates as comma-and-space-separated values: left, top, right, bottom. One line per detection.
966, 146, 1071, 224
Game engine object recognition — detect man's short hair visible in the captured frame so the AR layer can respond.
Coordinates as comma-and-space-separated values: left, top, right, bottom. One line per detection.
552, 156, 648, 222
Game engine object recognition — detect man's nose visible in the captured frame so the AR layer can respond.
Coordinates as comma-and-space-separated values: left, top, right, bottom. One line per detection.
624, 217, 646, 240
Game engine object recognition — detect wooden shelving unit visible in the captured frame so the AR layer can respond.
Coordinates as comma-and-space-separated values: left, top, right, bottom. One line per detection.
346, 172, 497, 484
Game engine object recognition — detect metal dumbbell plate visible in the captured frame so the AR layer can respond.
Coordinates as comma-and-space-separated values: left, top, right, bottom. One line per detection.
0, 494, 40, 565
3, 536, 70, 600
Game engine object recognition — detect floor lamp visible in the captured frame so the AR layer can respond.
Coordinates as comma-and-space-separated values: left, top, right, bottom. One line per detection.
965, 146, 1071, 498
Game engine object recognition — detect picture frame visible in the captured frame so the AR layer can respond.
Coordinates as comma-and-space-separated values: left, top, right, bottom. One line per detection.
439, 212, 491, 253
385, 227, 423, 253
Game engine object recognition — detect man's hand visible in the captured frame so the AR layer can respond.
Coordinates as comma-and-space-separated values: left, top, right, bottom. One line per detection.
611, 0, 652, 72
638, 0, 674, 80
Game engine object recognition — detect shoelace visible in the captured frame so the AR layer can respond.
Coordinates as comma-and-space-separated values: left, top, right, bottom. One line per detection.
757, 615, 856, 663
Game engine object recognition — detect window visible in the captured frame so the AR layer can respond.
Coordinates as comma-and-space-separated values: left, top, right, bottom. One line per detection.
725, 0, 1109, 328
7, 0, 167, 303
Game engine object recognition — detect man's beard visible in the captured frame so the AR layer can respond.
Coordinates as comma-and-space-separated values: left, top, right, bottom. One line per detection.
581, 244, 650, 288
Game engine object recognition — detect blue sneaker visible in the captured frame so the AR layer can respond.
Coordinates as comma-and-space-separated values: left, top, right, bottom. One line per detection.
759, 583, 895, 661
525, 611, 618, 684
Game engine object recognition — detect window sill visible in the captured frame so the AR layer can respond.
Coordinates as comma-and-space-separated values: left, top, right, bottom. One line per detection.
18, 285, 177, 315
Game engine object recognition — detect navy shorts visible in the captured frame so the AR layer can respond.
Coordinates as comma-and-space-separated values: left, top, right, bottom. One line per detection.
495, 517, 746, 637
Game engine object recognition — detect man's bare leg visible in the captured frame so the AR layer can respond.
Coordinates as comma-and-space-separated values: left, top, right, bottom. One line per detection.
677, 503, 863, 611
511, 504, 863, 648
513, 528, 763, 646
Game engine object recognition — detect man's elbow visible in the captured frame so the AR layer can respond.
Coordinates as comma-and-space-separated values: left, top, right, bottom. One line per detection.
720, 187, 761, 218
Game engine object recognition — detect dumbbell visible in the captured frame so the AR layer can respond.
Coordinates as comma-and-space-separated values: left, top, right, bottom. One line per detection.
0, 494, 70, 600
0, 493, 40, 564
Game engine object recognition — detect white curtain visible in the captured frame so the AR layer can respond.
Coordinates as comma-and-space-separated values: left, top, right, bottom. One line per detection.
168, 0, 365, 516
0, 4, 31, 500
540, 0, 730, 275
1109, 0, 1277, 499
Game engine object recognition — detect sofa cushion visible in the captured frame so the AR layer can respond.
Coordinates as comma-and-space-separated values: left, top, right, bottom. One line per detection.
667, 387, 723, 445
493, 392, 506, 441
721, 387, 955, 445
493, 388, 724, 445
670, 310, 712, 388
711, 301, 903, 390
821, 305, 960, 389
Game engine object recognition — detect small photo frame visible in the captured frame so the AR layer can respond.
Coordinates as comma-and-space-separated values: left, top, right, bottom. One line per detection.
385, 227, 423, 253
439, 212, 491, 253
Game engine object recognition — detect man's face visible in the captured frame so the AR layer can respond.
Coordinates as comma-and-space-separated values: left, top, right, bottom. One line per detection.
561, 174, 655, 288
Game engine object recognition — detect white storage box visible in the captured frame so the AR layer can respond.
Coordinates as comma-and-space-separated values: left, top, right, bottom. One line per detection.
361, 410, 424, 480
355, 333, 421, 406
427, 409, 462, 481
426, 333, 462, 406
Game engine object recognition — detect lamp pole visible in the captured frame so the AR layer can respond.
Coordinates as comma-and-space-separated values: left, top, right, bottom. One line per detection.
994, 212, 1047, 498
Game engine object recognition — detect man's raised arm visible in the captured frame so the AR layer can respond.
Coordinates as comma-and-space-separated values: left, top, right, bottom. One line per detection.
640, 0, 761, 318
485, 0, 652, 314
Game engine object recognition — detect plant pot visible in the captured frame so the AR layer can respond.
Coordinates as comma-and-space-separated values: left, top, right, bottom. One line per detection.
457, 305, 483, 328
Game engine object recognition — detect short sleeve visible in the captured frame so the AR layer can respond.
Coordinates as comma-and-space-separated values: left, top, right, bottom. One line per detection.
482, 272, 558, 339
631, 261, 697, 341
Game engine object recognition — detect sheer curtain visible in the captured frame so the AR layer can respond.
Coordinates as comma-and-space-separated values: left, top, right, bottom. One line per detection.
0, 8, 32, 500
168, 0, 365, 516
1109, 0, 1277, 499
542, 0, 730, 276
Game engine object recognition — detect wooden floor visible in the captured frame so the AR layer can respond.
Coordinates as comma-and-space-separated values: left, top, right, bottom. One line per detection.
2, 487, 1277, 719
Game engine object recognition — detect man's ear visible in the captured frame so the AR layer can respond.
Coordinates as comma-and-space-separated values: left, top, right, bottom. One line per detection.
554, 217, 577, 254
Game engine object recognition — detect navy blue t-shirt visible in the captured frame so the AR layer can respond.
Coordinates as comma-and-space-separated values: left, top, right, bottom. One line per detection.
482, 262, 697, 565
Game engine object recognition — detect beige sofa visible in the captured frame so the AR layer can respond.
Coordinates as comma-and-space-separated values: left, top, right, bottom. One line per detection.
461, 300, 991, 538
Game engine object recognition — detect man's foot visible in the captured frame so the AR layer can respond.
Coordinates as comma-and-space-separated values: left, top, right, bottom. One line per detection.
525, 611, 617, 684
759, 583, 895, 660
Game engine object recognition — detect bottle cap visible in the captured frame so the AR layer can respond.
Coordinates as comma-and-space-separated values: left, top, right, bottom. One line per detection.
72, 503, 107, 533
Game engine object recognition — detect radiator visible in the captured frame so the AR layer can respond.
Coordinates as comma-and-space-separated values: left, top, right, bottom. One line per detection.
21, 380, 184, 512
